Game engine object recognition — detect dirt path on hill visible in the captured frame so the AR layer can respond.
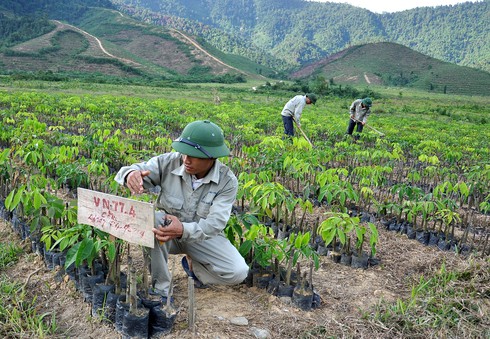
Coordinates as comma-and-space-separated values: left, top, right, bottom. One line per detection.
364, 73, 371, 84
51, 20, 140, 66
167, 28, 248, 76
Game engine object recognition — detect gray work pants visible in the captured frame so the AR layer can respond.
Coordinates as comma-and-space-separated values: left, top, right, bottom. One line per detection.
150, 212, 249, 296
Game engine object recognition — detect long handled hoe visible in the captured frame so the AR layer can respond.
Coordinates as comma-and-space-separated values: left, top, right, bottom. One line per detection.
351, 117, 385, 137
293, 118, 314, 147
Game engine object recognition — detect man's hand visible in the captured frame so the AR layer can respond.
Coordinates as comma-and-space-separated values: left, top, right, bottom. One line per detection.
126, 170, 150, 194
152, 214, 184, 243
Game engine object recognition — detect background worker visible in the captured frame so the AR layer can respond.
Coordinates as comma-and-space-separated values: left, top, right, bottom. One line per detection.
115, 120, 249, 302
281, 93, 317, 137
346, 97, 373, 139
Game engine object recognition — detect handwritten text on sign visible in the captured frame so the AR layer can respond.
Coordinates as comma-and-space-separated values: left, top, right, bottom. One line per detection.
77, 188, 155, 248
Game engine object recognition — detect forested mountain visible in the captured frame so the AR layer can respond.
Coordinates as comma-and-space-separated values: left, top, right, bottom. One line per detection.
0, 0, 115, 22
0, 0, 114, 47
379, 4, 488, 72
0, 0, 488, 94
112, 0, 489, 73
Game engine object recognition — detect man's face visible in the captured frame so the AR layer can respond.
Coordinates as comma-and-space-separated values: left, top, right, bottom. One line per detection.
306, 97, 312, 105
182, 155, 215, 179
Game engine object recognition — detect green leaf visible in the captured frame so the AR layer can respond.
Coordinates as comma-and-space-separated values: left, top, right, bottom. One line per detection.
313, 255, 320, 270
292, 251, 300, 266
47, 206, 57, 218
458, 182, 469, 197
268, 192, 276, 205
5, 189, 15, 210
64, 242, 80, 269
294, 234, 302, 249
321, 230, 336, 246
301, 232, 310, 247
242, 214, 259, 227
106, 242, 116, 263
338, 229, 346, 245
12, 188, 25, 210
326, 191, 333, 204
339, 192, 346, 206
239, 240, 253, 258
33, 190, 46, 210
77, 238, 95, 267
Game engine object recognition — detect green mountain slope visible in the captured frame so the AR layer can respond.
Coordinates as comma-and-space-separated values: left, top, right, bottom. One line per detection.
292, 42, 490, 96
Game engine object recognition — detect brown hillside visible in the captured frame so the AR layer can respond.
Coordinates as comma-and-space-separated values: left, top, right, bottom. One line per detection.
1, 18, 242, 78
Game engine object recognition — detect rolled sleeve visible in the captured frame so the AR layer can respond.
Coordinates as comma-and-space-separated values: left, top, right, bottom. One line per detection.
115, 154, 172, 189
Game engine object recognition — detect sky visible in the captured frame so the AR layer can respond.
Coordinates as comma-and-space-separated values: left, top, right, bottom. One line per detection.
311, 0, 480, 13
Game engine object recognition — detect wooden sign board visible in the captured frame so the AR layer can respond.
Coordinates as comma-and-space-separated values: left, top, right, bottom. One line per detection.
77, 188, 155, 248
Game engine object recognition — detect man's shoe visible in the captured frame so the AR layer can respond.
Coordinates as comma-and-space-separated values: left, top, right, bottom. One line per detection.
181, 256, 208, 289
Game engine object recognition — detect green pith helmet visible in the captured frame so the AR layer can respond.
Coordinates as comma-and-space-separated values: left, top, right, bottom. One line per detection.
172, 120, 230, 159
306, 93, 317, 104
362, 97, 373, 107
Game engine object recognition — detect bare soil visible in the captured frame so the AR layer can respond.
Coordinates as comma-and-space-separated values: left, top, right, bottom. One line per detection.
4, 19, 237, 78
0, 218, 477, 339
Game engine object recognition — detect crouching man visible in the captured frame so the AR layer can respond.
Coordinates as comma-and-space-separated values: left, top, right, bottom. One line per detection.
115, 120, 249, 301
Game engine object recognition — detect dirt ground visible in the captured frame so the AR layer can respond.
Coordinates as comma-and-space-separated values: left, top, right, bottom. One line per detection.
1, 218, 476, 339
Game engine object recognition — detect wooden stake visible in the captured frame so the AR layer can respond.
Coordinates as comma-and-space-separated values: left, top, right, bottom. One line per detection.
188, 276, 195, 333
129, 256, 137, 313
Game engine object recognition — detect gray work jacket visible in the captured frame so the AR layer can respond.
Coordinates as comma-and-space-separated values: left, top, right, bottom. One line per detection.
114, 152, 238, 243
350, 99, 371, 123
281, 95, 307, 123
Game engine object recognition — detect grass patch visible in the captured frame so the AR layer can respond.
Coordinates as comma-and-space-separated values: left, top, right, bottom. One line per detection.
0, 242, 22, 268
0, 243, 58, 337
0, 275, 58, 338
369, 261, 490, 338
